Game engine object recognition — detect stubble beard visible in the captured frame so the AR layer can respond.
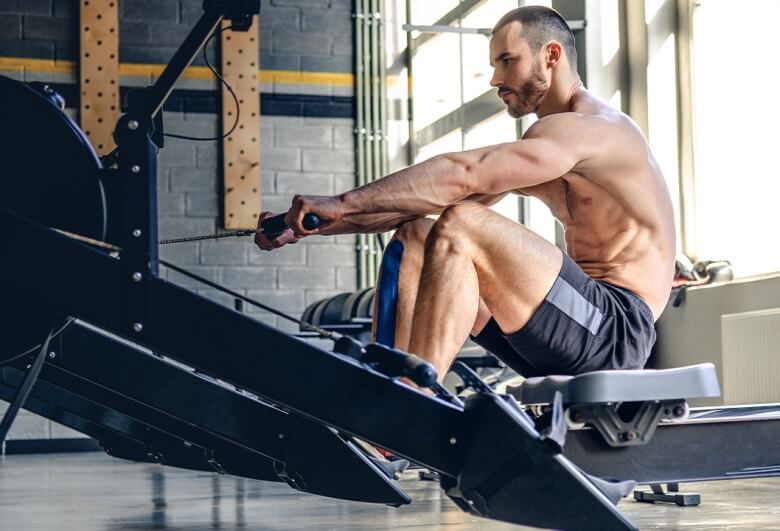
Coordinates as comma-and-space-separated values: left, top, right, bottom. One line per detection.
506, 60, 549, 118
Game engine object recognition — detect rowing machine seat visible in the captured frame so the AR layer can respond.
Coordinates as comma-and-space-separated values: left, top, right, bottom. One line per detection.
509, 363, 720, 405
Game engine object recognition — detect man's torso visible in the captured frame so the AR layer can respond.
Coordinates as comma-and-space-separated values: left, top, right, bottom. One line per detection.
517, 92, 676, 319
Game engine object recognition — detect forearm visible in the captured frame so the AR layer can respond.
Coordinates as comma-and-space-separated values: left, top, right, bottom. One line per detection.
339, 155, 471, 216
316, 212, 420, 235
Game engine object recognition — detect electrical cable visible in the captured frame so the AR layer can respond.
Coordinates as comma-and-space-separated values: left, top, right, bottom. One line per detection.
164, 25, 240, 141
97, 26, 240, 166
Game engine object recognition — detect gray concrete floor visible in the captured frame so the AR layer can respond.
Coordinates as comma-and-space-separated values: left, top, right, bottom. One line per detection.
1, 452, 780, 530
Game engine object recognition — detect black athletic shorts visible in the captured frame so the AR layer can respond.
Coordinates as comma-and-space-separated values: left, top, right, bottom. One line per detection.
470, 253, 656, 377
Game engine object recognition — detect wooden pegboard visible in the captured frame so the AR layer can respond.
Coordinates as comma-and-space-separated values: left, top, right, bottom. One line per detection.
220, 17, 261, 229
79, 0, 119, 155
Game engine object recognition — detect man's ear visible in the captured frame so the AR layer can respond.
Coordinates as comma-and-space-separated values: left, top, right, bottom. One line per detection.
545, 41, 562, 67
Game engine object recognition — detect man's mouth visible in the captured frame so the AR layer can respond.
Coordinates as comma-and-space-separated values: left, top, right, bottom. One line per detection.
498, 90, 512, 101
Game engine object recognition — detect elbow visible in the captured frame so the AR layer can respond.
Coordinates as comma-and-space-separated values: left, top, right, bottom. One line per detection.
437, 153, 477, 198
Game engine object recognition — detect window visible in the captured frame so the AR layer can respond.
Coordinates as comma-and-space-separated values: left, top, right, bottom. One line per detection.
415, 128, 463, 164
412, 33, 462, 130
689, 0, 780, 277
460, 0, 518, 102
405, 1, 578, 244
409, 1, 459, 26
408, 0, 561, 239
647, 29, 682, 254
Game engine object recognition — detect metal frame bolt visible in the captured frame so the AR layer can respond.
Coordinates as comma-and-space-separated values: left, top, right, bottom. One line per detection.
132, 322, 144, 332
48, 352, 56, 359
127, 120, 139, 130
132, 229, 142, 238
131, 165, 140, 174
449, 437, 457, 445
132, 272, 143, 282
278, 433, 284, 439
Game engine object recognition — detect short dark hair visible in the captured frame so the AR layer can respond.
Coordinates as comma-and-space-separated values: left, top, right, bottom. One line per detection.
492, 6, 578, 71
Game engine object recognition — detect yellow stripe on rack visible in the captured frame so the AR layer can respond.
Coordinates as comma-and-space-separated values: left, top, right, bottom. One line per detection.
0, 57, 356, 87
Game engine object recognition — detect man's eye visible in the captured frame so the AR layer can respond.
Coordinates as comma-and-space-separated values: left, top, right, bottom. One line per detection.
503, 58, 512, 65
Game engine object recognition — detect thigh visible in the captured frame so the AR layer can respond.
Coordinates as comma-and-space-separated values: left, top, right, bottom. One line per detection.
445, 204, 564, 336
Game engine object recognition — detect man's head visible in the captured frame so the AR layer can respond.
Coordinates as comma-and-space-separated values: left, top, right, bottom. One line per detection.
490, 6, 578, 117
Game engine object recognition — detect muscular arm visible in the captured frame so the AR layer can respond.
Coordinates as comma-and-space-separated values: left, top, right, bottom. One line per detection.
314, 192, 510, 236
339, 115, 585, 217
283, 114, 595, 236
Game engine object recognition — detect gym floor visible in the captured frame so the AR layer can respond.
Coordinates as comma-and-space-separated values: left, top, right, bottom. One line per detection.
2, 452, 779, 530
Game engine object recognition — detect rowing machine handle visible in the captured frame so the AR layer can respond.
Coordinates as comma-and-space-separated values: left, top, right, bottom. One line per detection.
261, 213, 321, 239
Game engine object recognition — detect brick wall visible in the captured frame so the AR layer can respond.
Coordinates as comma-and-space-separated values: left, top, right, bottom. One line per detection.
0, 0, 357, 446
158, 114, 359, 332
0, 0, 352, 66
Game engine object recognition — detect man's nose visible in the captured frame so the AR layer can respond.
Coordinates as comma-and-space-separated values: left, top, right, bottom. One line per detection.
489, 70, 501, 88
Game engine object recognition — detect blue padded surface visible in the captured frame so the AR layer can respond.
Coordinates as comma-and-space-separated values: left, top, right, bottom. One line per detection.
375, 240, 404, 347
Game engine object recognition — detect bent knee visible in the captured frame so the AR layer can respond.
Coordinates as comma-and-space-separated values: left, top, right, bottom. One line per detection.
393, 217, 435, 249
429, 202, 489, 243
436, 203, 489, 233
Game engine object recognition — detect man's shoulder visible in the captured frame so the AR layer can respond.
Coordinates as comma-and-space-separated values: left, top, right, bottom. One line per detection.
535, 109, 648, 161
523, 110, 622, 140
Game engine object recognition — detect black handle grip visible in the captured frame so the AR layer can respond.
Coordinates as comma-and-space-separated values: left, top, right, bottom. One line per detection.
261, 213, 321, 239
364, 343, 438, 388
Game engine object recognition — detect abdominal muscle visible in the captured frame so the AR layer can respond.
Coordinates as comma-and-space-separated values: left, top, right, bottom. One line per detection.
524, 175, 675, 321
567, 224, 672, 321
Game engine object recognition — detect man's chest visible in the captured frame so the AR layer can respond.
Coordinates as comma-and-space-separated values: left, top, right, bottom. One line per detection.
519, 176, 588, 224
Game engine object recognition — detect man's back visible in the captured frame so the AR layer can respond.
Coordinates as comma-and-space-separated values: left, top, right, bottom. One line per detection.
518, 89, 676, 318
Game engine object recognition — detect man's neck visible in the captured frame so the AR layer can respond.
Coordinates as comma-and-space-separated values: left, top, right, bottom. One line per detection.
536, 75, 583, 118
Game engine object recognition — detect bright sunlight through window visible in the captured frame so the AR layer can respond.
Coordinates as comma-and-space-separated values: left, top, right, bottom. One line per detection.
691, 0, 780, 277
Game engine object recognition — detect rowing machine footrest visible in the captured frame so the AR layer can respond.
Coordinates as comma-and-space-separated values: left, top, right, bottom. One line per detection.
363, 343, 437, 387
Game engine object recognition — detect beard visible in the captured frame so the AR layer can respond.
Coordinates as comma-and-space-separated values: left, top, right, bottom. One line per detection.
505, 60, 549, 118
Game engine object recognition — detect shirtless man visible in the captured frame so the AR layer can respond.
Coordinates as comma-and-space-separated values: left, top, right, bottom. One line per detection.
255, 6, 676, 380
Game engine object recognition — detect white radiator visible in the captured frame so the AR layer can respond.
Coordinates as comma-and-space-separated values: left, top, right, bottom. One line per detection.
721, 308, 780, 405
